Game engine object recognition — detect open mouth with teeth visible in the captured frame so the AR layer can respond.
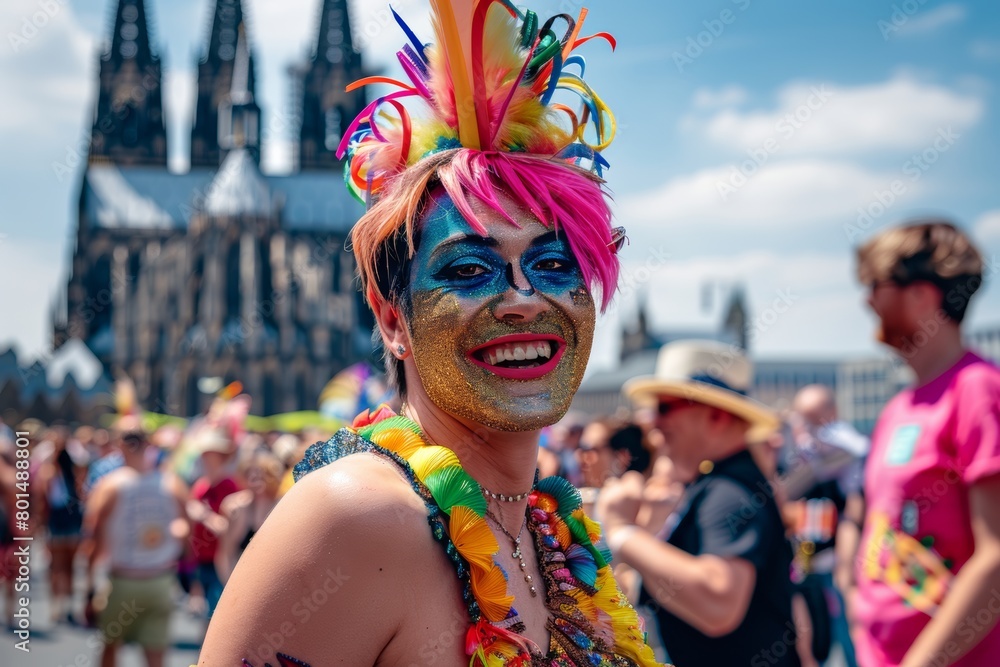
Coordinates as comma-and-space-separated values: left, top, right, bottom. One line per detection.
467, 334, 567, 380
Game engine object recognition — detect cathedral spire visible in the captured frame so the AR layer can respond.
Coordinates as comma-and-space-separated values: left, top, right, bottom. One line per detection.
218, 23, 261, 162
191, 0, 257, 168
297, 0, 367, 171
88, 0, 167, 166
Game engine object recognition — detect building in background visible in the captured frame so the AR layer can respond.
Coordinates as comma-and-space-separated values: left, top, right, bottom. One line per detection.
49, 0, 373, 418
0, 343, 112, 426
969, 324, 1000, 366
573, 288, 748, 415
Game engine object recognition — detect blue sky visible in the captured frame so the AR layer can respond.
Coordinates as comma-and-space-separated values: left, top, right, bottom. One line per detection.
1, 0, 999, 375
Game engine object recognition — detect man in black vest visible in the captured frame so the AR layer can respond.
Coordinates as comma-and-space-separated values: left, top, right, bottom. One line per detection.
598, 340, 801, 667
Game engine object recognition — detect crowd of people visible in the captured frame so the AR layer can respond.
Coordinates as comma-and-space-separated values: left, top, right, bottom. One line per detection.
0, 410, 316, 666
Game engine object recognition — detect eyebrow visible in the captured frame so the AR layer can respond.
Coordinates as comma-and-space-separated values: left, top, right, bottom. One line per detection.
429, 230, 563, 263
531, 231, 560, 247
429, 234, 499, 263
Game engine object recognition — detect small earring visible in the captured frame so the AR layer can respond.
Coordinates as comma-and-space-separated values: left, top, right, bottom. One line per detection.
397, 344, 406, 357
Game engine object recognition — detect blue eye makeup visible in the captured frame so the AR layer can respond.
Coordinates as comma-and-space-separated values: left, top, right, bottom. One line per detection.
412, 198, 585, 300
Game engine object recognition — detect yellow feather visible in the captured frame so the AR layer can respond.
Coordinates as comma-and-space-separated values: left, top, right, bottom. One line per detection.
449, 506, 499, 570
408, 445, 462, 480
470, 563, 514, 622
369, 427, 425, 459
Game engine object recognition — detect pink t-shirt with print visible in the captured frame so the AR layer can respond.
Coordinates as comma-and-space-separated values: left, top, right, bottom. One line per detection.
854, 351, 1000, 667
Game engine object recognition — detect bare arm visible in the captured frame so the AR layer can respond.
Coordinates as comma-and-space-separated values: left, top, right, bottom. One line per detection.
899, 475, 1000, 667
792, 592, 819, 667
168, 473, 191, 544
198, 455, 423, 666
214, 500, 247, 586
600, 471, 760, 636
835, 491, 864, 624
81, 474, 117, 590
615, 530, 756, 636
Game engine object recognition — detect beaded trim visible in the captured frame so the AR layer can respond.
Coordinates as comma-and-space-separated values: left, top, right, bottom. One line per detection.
481, 485, 534, 502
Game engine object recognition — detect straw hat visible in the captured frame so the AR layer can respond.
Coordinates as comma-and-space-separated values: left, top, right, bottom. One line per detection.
623, 340, 780, 442
193, 428, 234, 455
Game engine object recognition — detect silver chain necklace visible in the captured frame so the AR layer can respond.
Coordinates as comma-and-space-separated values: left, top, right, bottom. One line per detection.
485, 508, 537, 597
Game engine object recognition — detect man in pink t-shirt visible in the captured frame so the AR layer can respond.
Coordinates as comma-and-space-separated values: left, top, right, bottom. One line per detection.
845, 220, 1000, 667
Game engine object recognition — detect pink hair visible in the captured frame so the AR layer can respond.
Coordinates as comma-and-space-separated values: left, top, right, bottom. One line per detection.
352, 148, 620, 313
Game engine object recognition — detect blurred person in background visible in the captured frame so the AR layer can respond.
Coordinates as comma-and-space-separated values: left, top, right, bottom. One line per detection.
85, 427, 122, 497
271, 433, 301, 498
843, 220, 1000, 667
0, 432, 17, 630
752, 422, 827, 667
186, 428, 240, 621
578, 420, 632, 488
598, 340, 799, 667
785, 384, 867, 667
38, 423, 88, 624
83, 427, 188, 667
215, 449, 283, 584
535, 426, 562, 479
632, 405, 685, 536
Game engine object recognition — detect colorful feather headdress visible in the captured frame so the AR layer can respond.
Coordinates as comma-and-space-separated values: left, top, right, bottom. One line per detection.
338, 0, 617, 203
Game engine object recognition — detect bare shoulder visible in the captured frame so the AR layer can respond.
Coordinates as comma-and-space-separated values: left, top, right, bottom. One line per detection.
91, 466, 133, 499
198, 452, 432, 667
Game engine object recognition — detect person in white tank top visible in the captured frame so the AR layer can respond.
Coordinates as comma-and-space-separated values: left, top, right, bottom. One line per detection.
82, 427, 189, 667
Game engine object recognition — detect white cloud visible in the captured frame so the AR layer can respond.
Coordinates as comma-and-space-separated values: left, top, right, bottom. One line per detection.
894, 3, 967, 37
692, 85, 748, 110
0, 236, 64, 362
975, 209, 1000, 242
618, 159, 913, 232
587, 250, 879, 372
0, 0, 97, 138
688, 74, 983, 156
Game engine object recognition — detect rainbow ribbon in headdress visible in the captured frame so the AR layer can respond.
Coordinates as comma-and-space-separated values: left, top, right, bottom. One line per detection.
337, 0, 617, 204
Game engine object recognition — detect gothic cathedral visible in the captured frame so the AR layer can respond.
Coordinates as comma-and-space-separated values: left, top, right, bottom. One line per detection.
51, 0, 373, 417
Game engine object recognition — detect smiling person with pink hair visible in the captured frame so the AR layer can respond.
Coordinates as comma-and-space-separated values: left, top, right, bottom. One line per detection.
198, 2, 662, 666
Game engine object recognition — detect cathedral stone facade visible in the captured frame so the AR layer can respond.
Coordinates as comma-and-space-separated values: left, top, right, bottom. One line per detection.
52, 0, 373, 418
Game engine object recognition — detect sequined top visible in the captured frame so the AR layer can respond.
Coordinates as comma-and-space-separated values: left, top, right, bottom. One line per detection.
281, 424, 661, 666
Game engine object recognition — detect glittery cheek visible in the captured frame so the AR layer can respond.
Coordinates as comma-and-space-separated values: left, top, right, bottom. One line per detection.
569, 287, 590, 306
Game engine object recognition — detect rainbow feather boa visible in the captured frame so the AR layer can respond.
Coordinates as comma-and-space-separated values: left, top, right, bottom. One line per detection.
347, 406, 660, 666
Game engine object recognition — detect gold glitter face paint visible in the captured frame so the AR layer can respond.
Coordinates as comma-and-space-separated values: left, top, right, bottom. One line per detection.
405, 194, 596, 432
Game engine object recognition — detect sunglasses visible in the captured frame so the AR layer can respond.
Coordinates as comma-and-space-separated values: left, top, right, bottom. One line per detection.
607, 227, 629, 254
657, 399, 696, 416
122, 434, 148, 448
